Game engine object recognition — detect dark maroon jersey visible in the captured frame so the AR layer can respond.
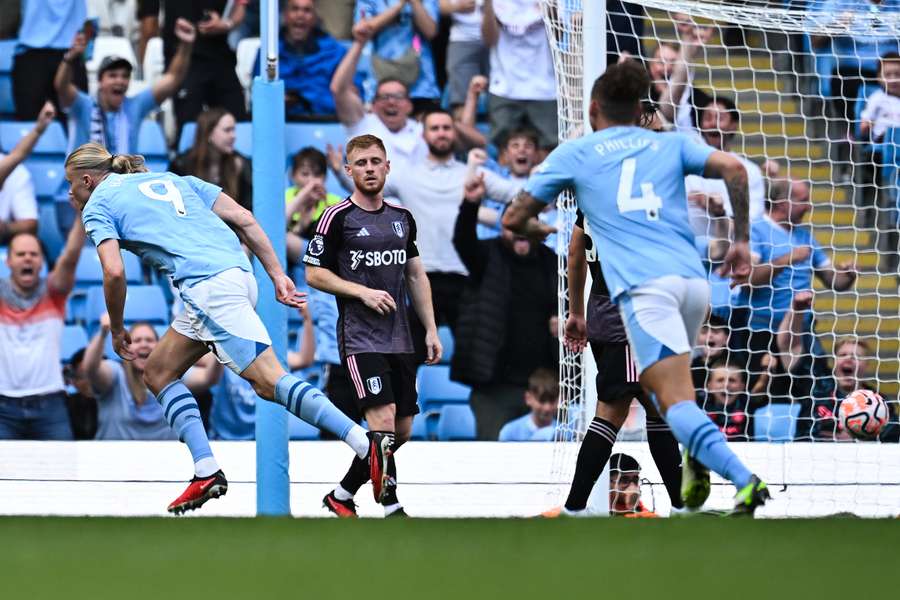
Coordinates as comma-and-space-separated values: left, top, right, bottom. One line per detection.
303, 198, 419, 358
575, 209, 628, 344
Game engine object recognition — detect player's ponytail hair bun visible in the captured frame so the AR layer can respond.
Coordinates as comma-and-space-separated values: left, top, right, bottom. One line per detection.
65, 142, 148, 174
590, 61, 652, 125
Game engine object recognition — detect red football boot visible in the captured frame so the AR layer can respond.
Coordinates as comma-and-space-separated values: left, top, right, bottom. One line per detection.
167, 470, 228, 515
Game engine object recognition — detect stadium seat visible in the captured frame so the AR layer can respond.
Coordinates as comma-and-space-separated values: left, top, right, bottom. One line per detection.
85, 284, 169, 333
436, 404, 476, 441
60, 324, 88, 362
289, 416, 321, 440
285, 122, 346, 155
138, 120, 168, 157
417, 365, 471, 413
37, 201, 65, 263
26, 159, 66, 199
753, 403, 801, 442
75, 247, 143, 288
410, 412, 429, 440
0, 40, 17, 115
437, 326, 454, 364
0, 120, 67, 155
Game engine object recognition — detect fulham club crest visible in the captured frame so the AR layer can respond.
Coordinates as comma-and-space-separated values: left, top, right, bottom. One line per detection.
392, 221, 404, 238
366, 376, 383, 395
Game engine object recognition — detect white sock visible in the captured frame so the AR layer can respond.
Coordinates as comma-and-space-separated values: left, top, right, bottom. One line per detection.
333, 485, 354, 502
194, 456, 220, 478
347, 425, 370, 458
383, 503, 402, 516
561, 506, 591, 518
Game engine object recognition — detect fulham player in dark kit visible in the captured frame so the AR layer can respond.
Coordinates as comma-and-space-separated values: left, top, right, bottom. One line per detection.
304, 134, 442, 517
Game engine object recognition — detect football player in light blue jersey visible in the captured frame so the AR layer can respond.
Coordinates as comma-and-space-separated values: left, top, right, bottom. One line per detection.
65, 142, 392, 514
504, 61, 770, 515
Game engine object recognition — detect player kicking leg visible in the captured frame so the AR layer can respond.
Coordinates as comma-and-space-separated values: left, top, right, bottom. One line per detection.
65, 143, 383, 514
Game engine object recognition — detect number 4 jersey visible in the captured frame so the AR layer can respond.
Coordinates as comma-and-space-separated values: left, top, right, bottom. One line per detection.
524, 126, 715, 300
82, 172, 251, 287
302, 198, 419, 359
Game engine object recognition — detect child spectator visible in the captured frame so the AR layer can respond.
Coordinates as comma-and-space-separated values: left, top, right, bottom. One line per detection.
498, 367, 559, 441
63, 348, 97, 440
609, 453, 657, 517
285, 147, 343, 264
860, 52, 900, 143
691, 314, 729, 392
698, 360, 753, 442
170, 108, 253, 211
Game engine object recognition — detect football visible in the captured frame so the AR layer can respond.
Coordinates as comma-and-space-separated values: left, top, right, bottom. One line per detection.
839, 389, 889, 439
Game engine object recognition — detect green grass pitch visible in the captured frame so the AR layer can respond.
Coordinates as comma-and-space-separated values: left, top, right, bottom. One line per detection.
2, 516, 897, 599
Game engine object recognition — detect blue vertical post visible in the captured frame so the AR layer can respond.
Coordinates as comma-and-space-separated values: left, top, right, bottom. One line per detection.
253, 0, 290, 516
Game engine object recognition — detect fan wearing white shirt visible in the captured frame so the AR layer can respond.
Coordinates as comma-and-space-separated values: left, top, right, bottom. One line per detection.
860, 52, 900, 143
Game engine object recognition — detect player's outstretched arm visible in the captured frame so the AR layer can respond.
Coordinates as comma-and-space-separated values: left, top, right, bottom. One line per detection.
96, 239, 134, 361
211, 192, 304, 307
501, 190, 556, 241
47, 212, 86, 296
305, 265, 397, 316
565, 225, 588, 353
405, 256, 442, 365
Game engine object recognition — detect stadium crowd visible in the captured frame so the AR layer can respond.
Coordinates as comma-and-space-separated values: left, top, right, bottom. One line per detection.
0, 0, 898, 445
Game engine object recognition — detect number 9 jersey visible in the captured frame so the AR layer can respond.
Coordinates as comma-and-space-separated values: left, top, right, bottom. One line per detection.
81, 172, 252, 287
524, 126, 715, 301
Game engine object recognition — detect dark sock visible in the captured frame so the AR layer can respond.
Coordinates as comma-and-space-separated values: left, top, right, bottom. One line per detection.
339, 430, 395, 497
646, 416, 684, 509
564, 417, 619, 511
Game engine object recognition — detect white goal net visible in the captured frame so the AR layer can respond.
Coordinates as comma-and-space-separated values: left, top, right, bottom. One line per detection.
543, 0, 900, 517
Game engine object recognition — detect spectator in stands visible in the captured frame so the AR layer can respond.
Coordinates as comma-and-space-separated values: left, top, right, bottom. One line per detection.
811, 1, 900, 136
285, 147, 343, 264
859, 51, 900, 143
382, 108, 520, 333
0, 215, 85, 439
698, 360, 753, 442
442, 0, 488, 120
481, 0, 557, 148
141, 1, 249, 129
11, 0, 88, 121
689, 96, 767, 225
253, 0, 358, 120
608, 453, 657, 517
81, 314, 178, 440
170, 108, 253, 211
737, 177, 857, 378
63, 347, 97, 440
316, 0, 356, 40
452, 170, 557, 440
691, 314, 729, 392
648, 20, 712, 133
55, 18, 196, 154
498, 367, 559, 441
0, 103, 58, 244
355, 0, 441, 109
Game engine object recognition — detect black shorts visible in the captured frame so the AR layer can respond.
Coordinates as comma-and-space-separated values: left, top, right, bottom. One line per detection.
343, 353, 419, 418
591, 342, 644, 404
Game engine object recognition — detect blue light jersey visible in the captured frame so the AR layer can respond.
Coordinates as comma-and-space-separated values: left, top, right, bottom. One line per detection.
82, 172, 252, 287
525, 126, 715, 300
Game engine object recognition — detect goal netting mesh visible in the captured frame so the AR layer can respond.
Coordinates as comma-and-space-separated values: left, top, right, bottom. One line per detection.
543, 0, 900, 517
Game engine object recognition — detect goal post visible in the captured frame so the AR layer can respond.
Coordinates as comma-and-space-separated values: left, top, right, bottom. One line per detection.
542, 0, 900, 517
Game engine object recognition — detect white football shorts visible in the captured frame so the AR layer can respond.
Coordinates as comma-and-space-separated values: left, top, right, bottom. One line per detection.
172, 267, 272, 374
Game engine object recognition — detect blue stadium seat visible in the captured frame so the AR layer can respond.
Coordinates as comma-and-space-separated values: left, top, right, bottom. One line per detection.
410, 412, 429, 440
75, 247, 143, 288
753, 403, 801, 442
436, 404, 476, 441
37, 201, 64, 263
417, 365, 470, 413
85, 284, 169, 333
285, 122, 345, 155
0, 120, 67, 155
178, 121, 253, 156
0, 41, 17, 116
60, 324, 88, 362
138, 120, 167, 157
437, 326, 454, 364
289, 416, 321, 440
26, 159, 66, 199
